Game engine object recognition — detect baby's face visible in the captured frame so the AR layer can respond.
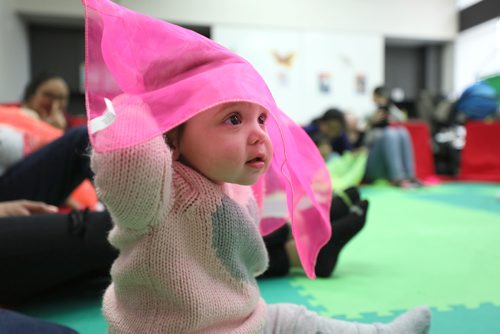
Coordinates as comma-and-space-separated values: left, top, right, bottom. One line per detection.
176, 102, 273, 185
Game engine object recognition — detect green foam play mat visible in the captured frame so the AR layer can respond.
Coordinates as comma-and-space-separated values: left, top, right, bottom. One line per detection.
11, 182, 500, 333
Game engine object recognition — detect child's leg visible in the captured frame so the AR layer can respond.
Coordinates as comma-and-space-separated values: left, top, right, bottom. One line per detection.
330, 186, 361, 221
381, 128, 407, 182
395, 128, 416, 180
315, 200, 368, 278
265, 303, 431, 334
315, 187, 367, 278
260, 224, 291, 278
364, 133, 388, 182
262, 246, 290, 278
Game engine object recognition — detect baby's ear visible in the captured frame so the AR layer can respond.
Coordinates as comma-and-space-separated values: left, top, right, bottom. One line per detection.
164, 130, 181, 161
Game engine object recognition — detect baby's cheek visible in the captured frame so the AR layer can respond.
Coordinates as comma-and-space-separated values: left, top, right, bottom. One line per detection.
266, 140, 274, 160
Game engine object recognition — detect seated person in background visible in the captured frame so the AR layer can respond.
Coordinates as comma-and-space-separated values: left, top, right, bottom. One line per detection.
344, 111, 366, 149
0, 75, 94, 209
364, 86, 421, 188
0, 77, 108, 306
309, 132, 335, 161
306, 109, 368, 191
303, 108, 353, 155
20, 73, 69, 130
369, 86, 406, 128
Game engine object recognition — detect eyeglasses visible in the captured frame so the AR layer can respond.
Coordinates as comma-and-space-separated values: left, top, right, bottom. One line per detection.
41, 91, 68, 102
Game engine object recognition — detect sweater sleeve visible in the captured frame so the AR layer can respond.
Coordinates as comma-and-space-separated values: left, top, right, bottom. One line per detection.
91, 135, 172, 231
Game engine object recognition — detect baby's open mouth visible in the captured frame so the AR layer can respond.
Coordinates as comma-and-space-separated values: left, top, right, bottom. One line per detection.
247, 157, 264, 163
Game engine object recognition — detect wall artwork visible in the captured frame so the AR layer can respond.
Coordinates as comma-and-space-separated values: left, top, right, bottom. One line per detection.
355, 73, 366, 94
272, 50, 296, 68
276, 72, 289, 87
318, 71, 332, 94
272, 50, 296, 88
213, 25, 384, 123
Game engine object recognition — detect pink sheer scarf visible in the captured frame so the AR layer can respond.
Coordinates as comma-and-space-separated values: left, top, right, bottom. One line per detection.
83, 0, 331, 279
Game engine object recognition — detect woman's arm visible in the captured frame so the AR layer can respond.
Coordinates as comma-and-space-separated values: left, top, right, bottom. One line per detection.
0, 200, 58, 217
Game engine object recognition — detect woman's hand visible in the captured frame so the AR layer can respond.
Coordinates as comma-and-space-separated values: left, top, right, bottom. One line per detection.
370, 109, 388, 125
0, 200, 58, 217
44, 100, 67, 129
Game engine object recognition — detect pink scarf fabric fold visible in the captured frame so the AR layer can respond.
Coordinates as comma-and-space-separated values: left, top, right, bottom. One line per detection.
83, 0, 331, 279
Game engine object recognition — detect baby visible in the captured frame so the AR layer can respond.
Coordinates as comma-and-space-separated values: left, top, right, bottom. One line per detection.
84, 0, 431, 332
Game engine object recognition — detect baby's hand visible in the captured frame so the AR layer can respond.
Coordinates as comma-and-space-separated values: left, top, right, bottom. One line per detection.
0, 200, 58, 217
91, 95, 160, 152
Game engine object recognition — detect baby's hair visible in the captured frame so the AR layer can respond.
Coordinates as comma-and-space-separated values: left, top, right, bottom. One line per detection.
163, 123, 186, 149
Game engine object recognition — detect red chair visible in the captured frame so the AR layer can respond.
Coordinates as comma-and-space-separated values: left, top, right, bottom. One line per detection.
67, 115, 87, 128
459, 121, 500, 182
392, 121, 436, 180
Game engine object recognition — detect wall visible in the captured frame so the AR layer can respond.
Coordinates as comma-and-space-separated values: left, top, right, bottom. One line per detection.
454, 18, 500, 97
123, 0, 456, 40
0, 0, 29, 103
2, 0, 457, 104
12, 0, 456, 40
441, 42, 455, 97
29, 25, 86, 115
213, 26, 383, 124
385, 46, 424, 101
456, 0, 483, 10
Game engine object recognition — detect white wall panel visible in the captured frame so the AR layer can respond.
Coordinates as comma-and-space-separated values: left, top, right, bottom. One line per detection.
213, 26, 383, 124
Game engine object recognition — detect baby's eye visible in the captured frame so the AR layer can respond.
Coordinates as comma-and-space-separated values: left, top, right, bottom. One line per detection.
258, 114, 267, 125
225, 113, 242, 125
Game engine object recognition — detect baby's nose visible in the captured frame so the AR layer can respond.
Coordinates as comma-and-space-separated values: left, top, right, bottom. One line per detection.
248, 125, 267, 145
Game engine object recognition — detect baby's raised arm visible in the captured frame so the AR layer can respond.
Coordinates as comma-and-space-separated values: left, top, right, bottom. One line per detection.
91, 135, 173, 231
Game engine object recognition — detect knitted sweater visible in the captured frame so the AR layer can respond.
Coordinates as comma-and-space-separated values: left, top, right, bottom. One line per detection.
92, 135, 269, 334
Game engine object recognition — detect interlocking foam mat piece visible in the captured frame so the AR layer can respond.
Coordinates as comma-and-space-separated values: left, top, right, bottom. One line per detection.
15, 182, 500, 334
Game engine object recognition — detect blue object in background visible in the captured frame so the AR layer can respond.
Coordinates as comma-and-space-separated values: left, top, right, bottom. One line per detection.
456, 81, 498, 119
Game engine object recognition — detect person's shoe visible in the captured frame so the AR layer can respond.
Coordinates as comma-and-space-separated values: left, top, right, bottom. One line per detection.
409, 178, 424, 187
392, 179, 415, 189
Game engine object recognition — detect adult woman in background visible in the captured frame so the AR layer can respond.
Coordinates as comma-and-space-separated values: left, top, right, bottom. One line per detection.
0, 74, 92, 207
0, 76, 115, 306
364, 86, 421, 188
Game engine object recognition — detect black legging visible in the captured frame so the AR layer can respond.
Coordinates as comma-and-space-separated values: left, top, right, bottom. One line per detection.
0, 211, 117, 305
260, 224, 291, 278
0, 126, 92, 206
